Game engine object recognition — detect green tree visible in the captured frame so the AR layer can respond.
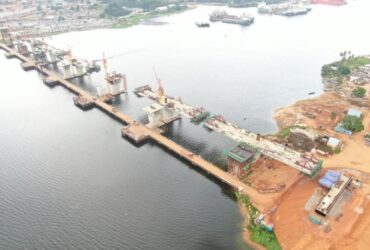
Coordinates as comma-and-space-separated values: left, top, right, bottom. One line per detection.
338, 65, 350, 76
321, 65, 334, 77
330, 112, 337, 120
105, 2, 130, 17
352, 87, 366, 98
342, 115, 364, 132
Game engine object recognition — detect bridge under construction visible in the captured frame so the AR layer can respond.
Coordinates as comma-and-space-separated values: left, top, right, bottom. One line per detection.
0, 35, 322, 212
135, 87, 322, 177
0, 42, 282, 212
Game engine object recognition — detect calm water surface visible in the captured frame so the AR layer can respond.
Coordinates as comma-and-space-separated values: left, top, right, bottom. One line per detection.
1, 1, 370, 249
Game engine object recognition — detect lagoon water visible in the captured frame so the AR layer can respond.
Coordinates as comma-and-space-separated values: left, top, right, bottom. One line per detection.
1, 1, 370, 249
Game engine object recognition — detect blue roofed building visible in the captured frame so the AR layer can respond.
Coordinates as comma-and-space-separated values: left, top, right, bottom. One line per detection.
334, 123, 352, 135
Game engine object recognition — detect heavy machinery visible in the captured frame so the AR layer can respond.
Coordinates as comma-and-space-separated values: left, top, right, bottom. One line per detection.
93, 53, 127, 96
152, 67, 165, 105
0, 28, 14, 47
92, 49, 144, 96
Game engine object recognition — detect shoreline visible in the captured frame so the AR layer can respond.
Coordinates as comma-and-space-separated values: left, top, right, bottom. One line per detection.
40, 6, 195, 38
110, 5, 195, 29
251, 72, 370, 248
238, 203, 265, 250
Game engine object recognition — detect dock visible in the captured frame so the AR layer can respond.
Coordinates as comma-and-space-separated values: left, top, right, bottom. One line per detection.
121, 122, 151, 143
21, 62, 35, 71
4, 51, 16, 59
73, 95, 94, 110
0, 43, 281, 212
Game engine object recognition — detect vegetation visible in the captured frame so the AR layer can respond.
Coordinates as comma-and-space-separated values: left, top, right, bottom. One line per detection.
352, 87, 366, 98
105, 2, 131, 17
111, 7, 185, 28
342, 115, 364, 132
278, 125, 307, 139
330, 111, 338, 120
208, 0, 284, 5
317, 143, 333, 154
279, 127, 291, 138
321, 51, 370, 83
333, 147, 341, 154
236, 192, 282, 250
102, 0, 174, 11
248, 225, 282, 250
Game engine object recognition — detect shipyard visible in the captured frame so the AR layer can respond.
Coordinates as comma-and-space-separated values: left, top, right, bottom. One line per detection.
1, 0, 370, 249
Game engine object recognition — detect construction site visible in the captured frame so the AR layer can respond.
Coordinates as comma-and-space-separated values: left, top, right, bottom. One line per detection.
10, 26, 370, 249
273, 168, 370, 249
0, 27, 327, 208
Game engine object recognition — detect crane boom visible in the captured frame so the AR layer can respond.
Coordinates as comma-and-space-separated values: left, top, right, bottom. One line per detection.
102, 53, 108, 78
66, 40, 81, 63
152, 67, 164, 105
93, 49, 146, 62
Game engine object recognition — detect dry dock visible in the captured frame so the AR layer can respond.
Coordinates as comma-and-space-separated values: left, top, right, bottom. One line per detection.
0, 43, 274, 212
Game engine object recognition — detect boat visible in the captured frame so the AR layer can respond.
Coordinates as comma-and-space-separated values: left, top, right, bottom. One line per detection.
195, 22, 210, 28
222, 15, 254, 26
258, 2, 311, 17
310, 0, 346, 6
209, 10, 229, 22
282, 7, 312, 17
191, 111, 210, 123
209, 10, 254, 26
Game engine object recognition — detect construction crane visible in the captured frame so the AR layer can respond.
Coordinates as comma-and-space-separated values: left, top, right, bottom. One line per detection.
91, 49, 144, 96
152, 67, 165, 105
93, 49, 145, 78
66, 40, 81, 63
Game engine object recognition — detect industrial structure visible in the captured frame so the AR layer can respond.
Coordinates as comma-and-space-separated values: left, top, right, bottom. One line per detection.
224, 143, 259, 178
1, 31, 329, 213
142, 68, 180, 128
316, 171, 352, 217
94, 53, 128, 96
0, 41, 277, 212
135, 87, 323, 177
0, 28, 13, 47
7, 34, 323, 178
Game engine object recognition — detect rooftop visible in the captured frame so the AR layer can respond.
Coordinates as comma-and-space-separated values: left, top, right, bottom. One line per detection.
224, 143, 256, 163
347, 108, 362, 118
327, 137, 341, 147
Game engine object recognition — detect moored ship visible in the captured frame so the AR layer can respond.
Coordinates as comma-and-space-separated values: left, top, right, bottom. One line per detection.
209, 10, 254, 26
310, 0, 346, 5
282, 7, 312, 16
258, 2, 312, 17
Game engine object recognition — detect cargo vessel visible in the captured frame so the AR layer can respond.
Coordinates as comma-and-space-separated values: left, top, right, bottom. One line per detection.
310, 0, 346, 5
282, 7, 312, 16
258, 2, 311, 17
195, 22, 210, 28
209, 10, 254, 26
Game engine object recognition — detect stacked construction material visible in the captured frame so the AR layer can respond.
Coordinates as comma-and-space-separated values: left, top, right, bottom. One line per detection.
364, 133, 370, 146
191, 111, 210, 123
319, 170, 341, 189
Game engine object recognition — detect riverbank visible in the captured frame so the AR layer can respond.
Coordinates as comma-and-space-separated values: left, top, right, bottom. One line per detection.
111, 6, 194, 29
239, 203, 265, 250
236, 193, 281, 250
267, 52, 370, 248
273, 90, 370, 172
